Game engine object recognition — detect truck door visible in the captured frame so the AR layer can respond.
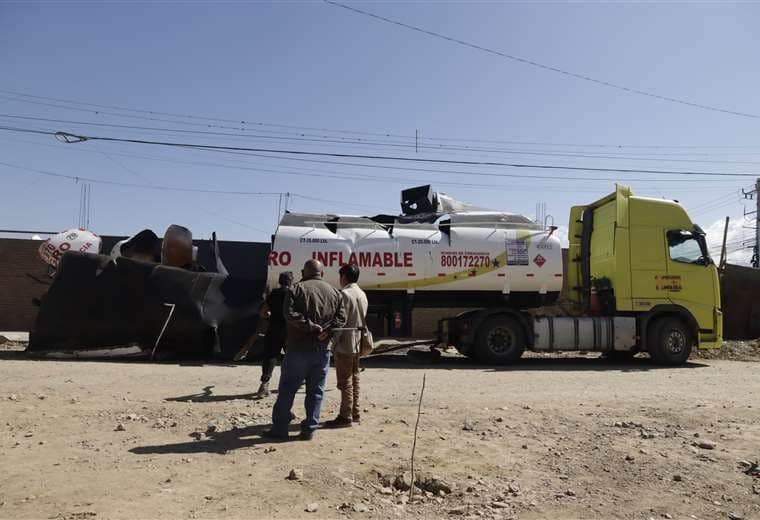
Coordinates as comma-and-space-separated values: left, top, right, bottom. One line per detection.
664, 229, 717, 336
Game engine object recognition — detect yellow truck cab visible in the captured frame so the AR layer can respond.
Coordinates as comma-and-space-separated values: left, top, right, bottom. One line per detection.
567, 185, 722, 364
440, 184, 722, 366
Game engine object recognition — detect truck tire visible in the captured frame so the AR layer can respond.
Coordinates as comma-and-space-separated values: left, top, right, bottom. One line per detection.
648, 316, 693, 366
474, 315, 525, 364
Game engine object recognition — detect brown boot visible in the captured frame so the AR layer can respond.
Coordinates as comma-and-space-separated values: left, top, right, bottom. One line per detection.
323, 416, 352, 429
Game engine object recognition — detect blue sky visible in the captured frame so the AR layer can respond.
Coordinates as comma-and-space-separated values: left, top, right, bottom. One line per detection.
1, 1, 759, 261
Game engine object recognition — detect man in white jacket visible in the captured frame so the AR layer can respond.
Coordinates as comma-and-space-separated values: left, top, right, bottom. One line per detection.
324, 264, 368, 428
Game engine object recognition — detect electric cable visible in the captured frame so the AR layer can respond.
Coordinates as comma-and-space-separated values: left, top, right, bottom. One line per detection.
325, 0, 760, 120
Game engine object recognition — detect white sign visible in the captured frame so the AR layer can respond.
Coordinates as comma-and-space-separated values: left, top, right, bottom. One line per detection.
38, 228, 102, 267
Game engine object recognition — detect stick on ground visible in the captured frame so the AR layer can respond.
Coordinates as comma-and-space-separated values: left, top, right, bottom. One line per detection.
409, 373, 426, 501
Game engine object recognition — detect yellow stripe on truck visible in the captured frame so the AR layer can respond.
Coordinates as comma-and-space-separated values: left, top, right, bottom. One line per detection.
366, 251, 509, 290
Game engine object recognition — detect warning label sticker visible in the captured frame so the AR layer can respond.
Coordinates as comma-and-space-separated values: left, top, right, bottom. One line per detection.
506, 239, 528, 266
655, 275, 682, 292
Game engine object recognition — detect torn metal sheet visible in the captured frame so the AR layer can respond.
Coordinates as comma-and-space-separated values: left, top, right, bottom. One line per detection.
27, 252, 264, 360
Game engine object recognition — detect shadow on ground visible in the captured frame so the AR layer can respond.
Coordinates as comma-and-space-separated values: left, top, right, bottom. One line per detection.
164, 385, 285, 403
361, 351, 710, 373
130, 423, 306, 455
1, 347, 710, 373
164, 385, 331, 404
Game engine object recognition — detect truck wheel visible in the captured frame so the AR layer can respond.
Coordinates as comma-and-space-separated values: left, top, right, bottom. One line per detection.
649, 316, 693, 366
474, 315, 525, 364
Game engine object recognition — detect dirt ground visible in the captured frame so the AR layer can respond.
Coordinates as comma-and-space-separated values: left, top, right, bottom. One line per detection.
1, 343, 759, 520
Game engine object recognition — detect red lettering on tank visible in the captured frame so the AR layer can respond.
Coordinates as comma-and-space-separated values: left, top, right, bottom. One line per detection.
269, 251, 292, 266
59, 242, 71, 252
296, 249, 416, 268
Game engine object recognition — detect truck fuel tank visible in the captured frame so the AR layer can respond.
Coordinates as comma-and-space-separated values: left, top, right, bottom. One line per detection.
533, 316, 637, 352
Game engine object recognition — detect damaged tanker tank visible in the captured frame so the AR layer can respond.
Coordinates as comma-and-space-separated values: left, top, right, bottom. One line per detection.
27, 227, 264, 360
268, 185, 563, 311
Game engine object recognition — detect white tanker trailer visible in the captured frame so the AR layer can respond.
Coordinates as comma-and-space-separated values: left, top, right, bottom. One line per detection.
267, 185, 723, 366
268, 186, 563, 311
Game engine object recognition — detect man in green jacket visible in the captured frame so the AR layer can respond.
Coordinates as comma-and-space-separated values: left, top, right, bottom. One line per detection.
264, 259, 346, 441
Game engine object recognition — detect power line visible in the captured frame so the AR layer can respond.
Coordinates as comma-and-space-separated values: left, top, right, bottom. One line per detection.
52, 128, 760, 178
691, 199, 743, 218
0, 133, 625, 194
324, 1, 760, 120
0, 160, 286, 196
0, 113, 420, 150
0, 158, 388, 214
689, 190, 743, 212
3, 133, 748, 191
7, 113, 760, 167
5, 134, 743, 208
3, 125, 758, 181
4, 89, 760, 151
211, 148, 746, 187
0, 90, 414, 140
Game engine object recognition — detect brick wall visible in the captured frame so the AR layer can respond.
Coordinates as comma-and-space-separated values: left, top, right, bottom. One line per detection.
0, 237, 271, 333
0, 239, 51, 331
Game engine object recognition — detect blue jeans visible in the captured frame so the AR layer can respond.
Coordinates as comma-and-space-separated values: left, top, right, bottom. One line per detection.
271, 346, 331, 435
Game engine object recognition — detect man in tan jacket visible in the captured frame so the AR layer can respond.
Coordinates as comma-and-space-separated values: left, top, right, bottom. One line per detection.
325, 264, 368, 428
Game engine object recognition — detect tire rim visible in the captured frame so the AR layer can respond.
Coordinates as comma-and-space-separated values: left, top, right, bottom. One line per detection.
487, 327, 514, 354
665, 329, 686, 355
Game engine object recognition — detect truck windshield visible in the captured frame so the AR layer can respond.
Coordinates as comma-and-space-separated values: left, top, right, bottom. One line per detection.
667, 230, 709, 265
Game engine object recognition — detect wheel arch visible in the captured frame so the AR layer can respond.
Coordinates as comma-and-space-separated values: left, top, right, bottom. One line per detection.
640, 304, 699, 350
469, 308, 534, 349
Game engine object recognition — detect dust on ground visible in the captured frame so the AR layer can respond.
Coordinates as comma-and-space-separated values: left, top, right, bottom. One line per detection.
0, 342, 758, 520
692, 340, 760, 362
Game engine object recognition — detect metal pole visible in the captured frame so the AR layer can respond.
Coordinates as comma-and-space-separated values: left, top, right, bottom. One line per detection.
755, 178, 760, 268
719, 216, 729, 271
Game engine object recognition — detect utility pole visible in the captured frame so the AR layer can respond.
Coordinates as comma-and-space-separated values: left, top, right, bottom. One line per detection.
756, 178, 759, 268
719, 216, 729, 272
78, 182, 92, 229
742, 180, 760, 268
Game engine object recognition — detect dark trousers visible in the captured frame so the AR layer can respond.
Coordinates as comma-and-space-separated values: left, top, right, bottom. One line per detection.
261, 356, 277, 383
260, 335, 285, 383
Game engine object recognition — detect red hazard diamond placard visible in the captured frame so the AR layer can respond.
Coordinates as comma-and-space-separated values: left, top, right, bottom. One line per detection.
533, 254, 546, 268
